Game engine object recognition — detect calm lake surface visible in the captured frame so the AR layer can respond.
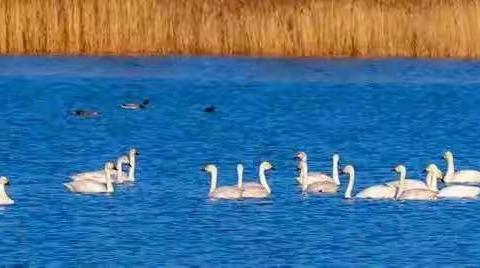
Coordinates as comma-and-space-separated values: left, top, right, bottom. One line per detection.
1, 56, 480, 266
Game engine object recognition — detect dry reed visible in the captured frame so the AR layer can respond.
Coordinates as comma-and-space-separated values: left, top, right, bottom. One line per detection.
1, 0, 480, 57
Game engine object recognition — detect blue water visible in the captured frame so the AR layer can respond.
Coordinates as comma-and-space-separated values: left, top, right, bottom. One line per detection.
1, 56, 480, 266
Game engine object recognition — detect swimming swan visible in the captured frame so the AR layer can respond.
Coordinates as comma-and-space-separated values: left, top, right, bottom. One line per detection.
301, 161, 339, 194
426, 164, 480, 199
295, 152, 340, 187
0, 177, 14, 205
71, 155, 129, 183
203, 164, 243, 200
343, 165, 398, 199
241, 161, 274, 199
384, 165, 428, 190
64, 162, 115, 194
396, 165, 437, 201
443, 151, 480, 184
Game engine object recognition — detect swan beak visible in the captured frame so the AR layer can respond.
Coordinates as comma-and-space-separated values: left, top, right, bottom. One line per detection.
4, 180, 9, 185
136, 152, 140, 156
391, 168, 396, 172
293, 156, 300, 160
422, 169, 427, 174
271, 167, 276, 171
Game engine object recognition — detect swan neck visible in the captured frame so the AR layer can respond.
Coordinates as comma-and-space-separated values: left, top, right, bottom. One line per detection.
345, 170, 355, 198
105, 167, 114, 193
116, 159, 124, 183
128, 154, 136, 181
259, 167, 271, 193
300, 161, 308, 188
209, 168, 218, 194
397, 170, 406, 198
332, 158, 340, 185
300, 160, 308, 177
237, 167, 243, 189
429, 172, 439, 192
446, 157, 454, 178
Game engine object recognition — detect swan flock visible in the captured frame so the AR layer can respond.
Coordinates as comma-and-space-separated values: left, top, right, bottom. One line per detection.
1, 149, 479, 205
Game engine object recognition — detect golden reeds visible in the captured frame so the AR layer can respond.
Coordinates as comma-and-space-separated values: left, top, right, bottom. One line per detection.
1, 0, 480, 57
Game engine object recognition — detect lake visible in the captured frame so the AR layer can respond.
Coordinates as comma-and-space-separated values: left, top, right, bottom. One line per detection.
1, 56, 480, 266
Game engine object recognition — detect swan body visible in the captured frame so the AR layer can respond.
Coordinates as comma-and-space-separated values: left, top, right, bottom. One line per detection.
438, 185, 480, 199
443, 151, 480, 184
64, 162, 115, 194
72, 155, 129, 183
355, 185, 397, 199
0, 177, 14, 205
295, 152, 340, 187
397, 189, 437, 201
304, 180, 338, 194
203, 164, 242, 200
241, 161, 274, 199
384, 179, 428, 190
343, 165, 397, 199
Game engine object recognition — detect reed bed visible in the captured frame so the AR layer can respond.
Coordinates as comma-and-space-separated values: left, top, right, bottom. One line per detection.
1, 0, 480, 57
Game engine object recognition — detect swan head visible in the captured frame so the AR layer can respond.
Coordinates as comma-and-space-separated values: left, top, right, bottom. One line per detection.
260, 161, 275, 172
129, 148, 139, 157
237, 164, 244, 173
294, 152, 307, 161
333, 153, 340, 163
424, 164, 443, 178
393, 165, 406, 174
202, 164, 217, 174
104, 162, 115, 174
342, 165, 355, 175
0, 176, 9, 185
118, 155, 130, 165
443, 151, 453, 160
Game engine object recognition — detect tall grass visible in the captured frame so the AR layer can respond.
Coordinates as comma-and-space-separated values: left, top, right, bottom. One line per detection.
1, 0, 480, 57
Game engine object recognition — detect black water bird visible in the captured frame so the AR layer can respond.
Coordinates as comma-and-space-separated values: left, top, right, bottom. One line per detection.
204, 105, 216, 113
71, 109, 100, 118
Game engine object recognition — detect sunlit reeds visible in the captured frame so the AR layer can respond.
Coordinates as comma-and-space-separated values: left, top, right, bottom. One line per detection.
1, 0, 479, 57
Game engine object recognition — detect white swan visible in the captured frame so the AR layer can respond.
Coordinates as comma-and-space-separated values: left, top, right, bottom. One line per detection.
71, 155, 129, 184
396, 165, 437, 201
203, 164, 242, 200
443, 151, 480, 184
64, 162, 115, 194
384, 165, 428, 190
301, 161, 339, 194
0, 177, 14, 205
343, 165, 397, 199
426, 164, 480, 199
241, 161, 274, 199
295, 152, 340, 187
